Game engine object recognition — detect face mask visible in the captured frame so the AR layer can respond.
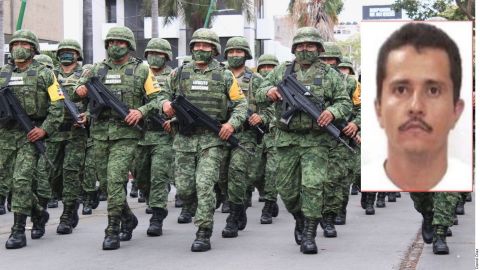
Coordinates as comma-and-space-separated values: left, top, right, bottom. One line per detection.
58, 52, 76, 66
11, 47, 33, 62
227, 56, 245, 68
295, 50, 319, 65
192, 50, 213, 63
108, 45, 129, 60
259, 70, 271, 77
147, 55, 166, 69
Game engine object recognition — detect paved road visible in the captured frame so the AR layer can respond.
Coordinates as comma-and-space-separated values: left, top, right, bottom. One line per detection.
0, 189, 474, 270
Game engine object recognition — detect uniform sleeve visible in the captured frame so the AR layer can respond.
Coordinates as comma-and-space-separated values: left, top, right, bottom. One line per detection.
72, 64, 97, 102
255, 65, 285, 103
252, 75, 273, 126
40, 71, 64, 135
324, 69, 352, 122
224, 70, 247, 130
137, 67, 162, 116
158, 69, 177, 114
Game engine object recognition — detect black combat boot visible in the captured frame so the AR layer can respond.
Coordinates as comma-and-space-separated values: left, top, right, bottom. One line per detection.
432, 226, 449, 255
258, 191, 265, 203
129, 182, 138, 198
350, 184, 359, 195
178, 205, 193, 224
376, 192, 386, 208
272, 201, 279, 217
138, 190, 146, 203
292, 212, 305, 245
335, 197, 349, 225
323, 213, 337, 238
98, 191, 107, 201
237, 203, 247, 230
465, 193, 472, 202
82, 196, 93, 215
365, 193, 375, 215
5, 213, 27, 249
446, 227, 452, 237
72, 200, 80, 228
7, 192, 12, 212
221, 200, 231, 213
300, 218, 319, 254
191, 227, 212, 252
260, 200, 274, 224
47, 197, 58, 208
31, 198, 50, 239
119, 204, 138, 241
57, 201, 74, 234
147, 208, 168, 236
455, 200, 465, 215
453, 214, 458, 225
145, 194, 152, 214
175, 194, 183, 208
387, 192, 396, 202
103, 215, 121, 250
0, 195, 6, 215
421, 212, 434, 244
222, 203, 240, 238
245, 190, 253, 208
395, 192, 401, 198
360, 192, 367, 209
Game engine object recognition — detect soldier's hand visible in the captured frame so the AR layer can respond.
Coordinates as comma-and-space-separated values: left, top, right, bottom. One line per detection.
248, 113, 262, 126
266, 87, 282, 102
342, 122, 358, 137
125, 109, 143, 126
162, 120, 172, 133
219, 123, 235, 141
74, 113, 88, 127
163, 101, 175, 117
317, 110, 334, 127
75, 85, 88, 98
353, 134, 361, 145
27, 127, 47, 142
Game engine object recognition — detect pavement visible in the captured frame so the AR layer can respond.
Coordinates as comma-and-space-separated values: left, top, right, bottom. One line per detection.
0, 189, 474, 270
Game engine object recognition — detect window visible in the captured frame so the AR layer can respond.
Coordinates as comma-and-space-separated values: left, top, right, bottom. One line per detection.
106, 0, 117, 23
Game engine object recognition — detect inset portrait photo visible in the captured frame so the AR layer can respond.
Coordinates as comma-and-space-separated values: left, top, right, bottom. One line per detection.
361, 21, 473, 192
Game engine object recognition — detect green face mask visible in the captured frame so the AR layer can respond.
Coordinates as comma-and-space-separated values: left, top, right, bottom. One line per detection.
108, 45, 129, 60
11, 47, 33, 62
58, 52, 76, 66
295, 50, 319, 65
192, 50, 213, 63
227, 56, 245, 68
147, 55, 166, 69
259, 70, 271, 77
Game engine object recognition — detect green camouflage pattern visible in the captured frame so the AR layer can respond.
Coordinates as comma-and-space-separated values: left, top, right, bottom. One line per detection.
57, 39, 84, 61
410, 192, 460, 227
338, 57, 355, 74
145, 38, 173, 61
34, 54, 54, 69
291, 27, 324, 53
9, 29, 40, 54
257, 54, 279, 68
320, 42, 342, 60
189, 28, 221, 56
104, 26, 136, 51
224, 36, 253, 60
82, 138, 99, 193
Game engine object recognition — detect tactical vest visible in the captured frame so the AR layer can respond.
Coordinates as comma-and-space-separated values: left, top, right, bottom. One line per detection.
0, 63, 49, 120
178, 62, 228, 122
57, 68, 85, 125
277, 61, 331, 132
237, 68, 257, 112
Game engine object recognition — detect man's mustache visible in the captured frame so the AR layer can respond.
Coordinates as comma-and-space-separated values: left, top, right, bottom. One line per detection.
398, 117, 433, 133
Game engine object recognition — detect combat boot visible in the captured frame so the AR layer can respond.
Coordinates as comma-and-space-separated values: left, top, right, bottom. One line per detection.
258, 191, 265, 202
453, 214, 458, 225
376, 192, 386, 208
350, 184, 359, 195
432, 226, 449, 255
237, 204, 247, 230
147, 208, 168, 236
47, 197, 58, 208
82, 196, 93, 215
221, 200, 231, 213
245, 191, 253, 208
300, 218, 319, 254
0, 195, 6, 215
323, 213, 337, 238
129, 182, 138, 198
191, 227, 212, 252
335, 205, 347, 225
365, 193, 375, 215
138, 190, 146, 203
360, 192, 367, 209
272, 201, 279, 217
72, 200, 80, 228
119, 204, 138, 241
222, 203, 240, 238
387, 192, 396, 202
175, 194, 183, 208
421, 212, 434, 244
292, 212, 305, 245
178, 205, 192, 224
57, 201, 75, 234
91, 190, 100, 209
5, 213, 27, 249
260, 200, 274, 224
145, 194, 152, 214
102, 215, 121, 250
446, 227, 452, 237
465, 193, 472, 202
31, 198, 50, 239
455, 200, 465, 215
7, 192, 12, 212
395, 192, 401, 198
98, 191, 107, 201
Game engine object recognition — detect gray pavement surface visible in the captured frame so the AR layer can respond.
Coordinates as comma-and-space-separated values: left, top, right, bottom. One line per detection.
0, 189, 474, 270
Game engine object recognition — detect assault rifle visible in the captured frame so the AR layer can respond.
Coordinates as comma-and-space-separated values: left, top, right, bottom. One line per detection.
171, 95, 254, 155
60, 87, 85, 129
0, 87, 54, 167
277, 73, 356, 153
246, 108, 265, 144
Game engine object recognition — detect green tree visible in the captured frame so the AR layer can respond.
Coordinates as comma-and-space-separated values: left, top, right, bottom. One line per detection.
392, 0, 474, 20
336, 33, 360, 69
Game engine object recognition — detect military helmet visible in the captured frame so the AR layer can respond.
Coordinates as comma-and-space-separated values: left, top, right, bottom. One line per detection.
144, 38, 173, 61
291, 27, 324, 53
337, 57, 355, 74
320, 42, 342, 60
104, 26, 136, 51
34, 54, 54, 69
257, 54, 279, 69
9, 29, 40, 54
57, 39, 83, 61
223, 36, 252, 60
189, 28, 221, 56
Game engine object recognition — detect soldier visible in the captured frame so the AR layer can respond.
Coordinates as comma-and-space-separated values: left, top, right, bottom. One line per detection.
134, 38, 174, 236
160, 28, 247, 252
256, 54, 281, 225
256, 27, 351, 254
34, 54, 55, 69
2, 29, 65, 249
74, 26, 161, 250
221, 37, 272, 238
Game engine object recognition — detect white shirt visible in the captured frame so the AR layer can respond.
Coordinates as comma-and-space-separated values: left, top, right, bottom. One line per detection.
362, 157, 472, 192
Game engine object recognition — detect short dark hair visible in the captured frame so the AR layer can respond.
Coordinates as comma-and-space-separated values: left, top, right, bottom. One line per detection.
376, 23, 462, 104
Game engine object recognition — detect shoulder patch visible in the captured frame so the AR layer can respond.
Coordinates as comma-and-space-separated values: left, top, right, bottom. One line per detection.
144, 69, 161, 95
352, 82, 361, 106
228, 77, 245, 101
47, 74, 65, 102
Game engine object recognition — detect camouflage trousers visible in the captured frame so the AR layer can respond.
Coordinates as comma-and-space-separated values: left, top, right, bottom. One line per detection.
0, 145, 14, 198
175, 146, 223, 229
247, 142, 266, 197
82, 137, 99, 193
261, 130, 278, 202
134, 135, 173, 209
410, 192, 460, 227
35, 134, 87, 202
276, 144, 330, 219
93, 138, 137, 216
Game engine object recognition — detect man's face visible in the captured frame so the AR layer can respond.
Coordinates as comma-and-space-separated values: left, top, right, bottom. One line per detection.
338, 67, 351, 75
108, 40, 128, 48
321, 57, 338, 65
193, 42, 214, 52
375, 45, 464, 156
227, 49, 245, 58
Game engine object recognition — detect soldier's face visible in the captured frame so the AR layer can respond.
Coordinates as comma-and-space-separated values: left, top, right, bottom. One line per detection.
295, 42, 318, 52
108, 40, 128, 48
11, 41, 32, 50
193, 42, 214, 52
339, 67, 351, 75
375, 45, 464, 156
259, 65, 275, 73
322, 57, 338, 65
227, 49, 246, 58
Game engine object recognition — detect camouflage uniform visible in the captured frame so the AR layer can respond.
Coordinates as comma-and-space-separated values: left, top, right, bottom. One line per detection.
159, 28, 247, 252
2, 30, 64, 249
256, 27, 351, 254
75, 26, 161, 250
